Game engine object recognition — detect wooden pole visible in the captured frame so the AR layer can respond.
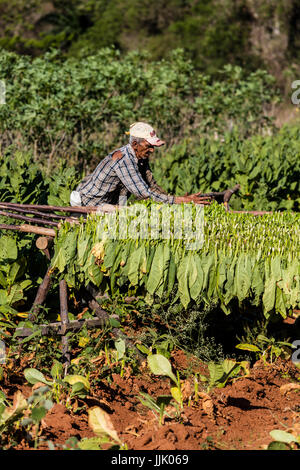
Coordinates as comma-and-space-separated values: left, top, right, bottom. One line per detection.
228, 210, 273, 216
0, 202, 97, 214
86, 290, 145, 362
0, 203, 76, 221
36, 236, 54, 260
199, 184, 240, 202
0, 210, 59, 227
0, 223, 56, 237
59, 279, 71, 370
15, 317, 112, 336
28, 267, 53, 322
19, 224, 56, 236
0, 202, 118, 215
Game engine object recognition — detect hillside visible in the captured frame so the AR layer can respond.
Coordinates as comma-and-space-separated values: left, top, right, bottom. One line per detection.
0, 0, 300, 96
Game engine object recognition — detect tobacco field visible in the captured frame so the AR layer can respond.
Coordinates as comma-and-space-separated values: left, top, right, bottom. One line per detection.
0, 47, 300, 452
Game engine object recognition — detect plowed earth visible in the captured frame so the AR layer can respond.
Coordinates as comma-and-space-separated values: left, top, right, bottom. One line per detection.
1, 352, 300, 451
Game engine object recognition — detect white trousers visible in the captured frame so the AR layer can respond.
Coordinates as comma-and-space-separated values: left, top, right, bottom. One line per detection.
70, 191, 82, 207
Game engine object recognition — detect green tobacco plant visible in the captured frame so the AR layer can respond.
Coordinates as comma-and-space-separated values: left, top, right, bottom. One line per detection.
21, 386, 54, 449
153, 125, 300, 212
137, 353, 183, 425
147, 353, 183, 409
136, 328, 176, 359
0, 235, 32, 319
137, 392, 173, 426
0, 387, 53, 449
267, 429, 300, 450
85, 406, 124, 450
24, 366, 90, 405
236, 335, 293, 364
48, 406, 126, 450
199, 359, 249, 392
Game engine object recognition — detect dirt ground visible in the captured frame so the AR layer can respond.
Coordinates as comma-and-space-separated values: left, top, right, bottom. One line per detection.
1, 351, 300, 451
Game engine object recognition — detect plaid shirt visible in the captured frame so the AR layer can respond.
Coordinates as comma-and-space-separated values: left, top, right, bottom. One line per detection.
76, 144, 175, 206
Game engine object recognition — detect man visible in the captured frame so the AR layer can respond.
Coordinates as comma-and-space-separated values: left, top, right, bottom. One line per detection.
70, 122, 210, 208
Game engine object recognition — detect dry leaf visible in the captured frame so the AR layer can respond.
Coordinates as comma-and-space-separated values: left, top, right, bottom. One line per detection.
280, 383, 300, 395
181, 379, 192, 401
288, 422, 300, 438
125, 424, 139, 437
77, 307, 88, 320
32, 381, 48, 391
2, 391, 27, 421
88, 406, 121, 445
198, 392, 215, 418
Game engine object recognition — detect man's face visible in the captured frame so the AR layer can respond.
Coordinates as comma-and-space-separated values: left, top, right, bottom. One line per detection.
133, 139, 155, 159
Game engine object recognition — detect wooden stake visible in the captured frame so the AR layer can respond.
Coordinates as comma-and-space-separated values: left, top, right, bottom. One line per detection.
28, 268, 53, 322
59, 279, 71, 370
36, 236, 54, 260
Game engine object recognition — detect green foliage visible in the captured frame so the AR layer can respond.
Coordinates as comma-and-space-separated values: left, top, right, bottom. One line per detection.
24, 366, 90, 404
200, 359, 249, 391
137, 392, 173, 426
0, 149, 81, 206
0, 151, 47, 204
153, 124, 300, 212
0, 48, 278, 169
0, 385, 53, 449
0, 0, 289, 78
147, 353, 178, 386
236, 335, 293, 363
66, 0, 258, 76
0, 150, 82, 322
0, 235, 32, 319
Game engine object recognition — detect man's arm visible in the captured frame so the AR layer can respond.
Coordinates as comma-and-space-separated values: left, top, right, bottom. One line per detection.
114, 153, 211, 205
142, 161, 212, 205
143, 162, 169, 195
113, 154, 175, 204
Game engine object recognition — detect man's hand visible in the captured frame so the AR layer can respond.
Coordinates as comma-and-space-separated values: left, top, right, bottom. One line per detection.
175, 192, 211, 205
